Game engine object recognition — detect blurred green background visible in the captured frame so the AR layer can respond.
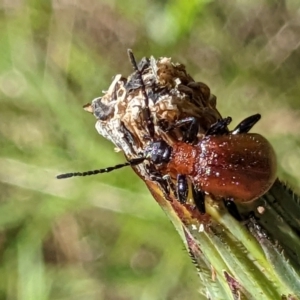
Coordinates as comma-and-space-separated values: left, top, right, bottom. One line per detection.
1, 0, 300, 299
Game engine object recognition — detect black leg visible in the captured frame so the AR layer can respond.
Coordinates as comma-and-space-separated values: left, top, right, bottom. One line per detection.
144, 165, 172, 201
223, 198, 242, 221
164, 117, 199, 143
192, 186, 206, 214
231, 114, 261, 135
177, 174, 189, 204
157, 179, 172, 201
162, 175, 178, 199
152, 176, 173, 202
183, 118, 199, 143
164, 115, 234, 142
205, 117, 232, 136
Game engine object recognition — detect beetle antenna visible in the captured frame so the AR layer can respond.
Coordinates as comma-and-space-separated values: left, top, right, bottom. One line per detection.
56, 157, 145, 179
127, 49, 155, 138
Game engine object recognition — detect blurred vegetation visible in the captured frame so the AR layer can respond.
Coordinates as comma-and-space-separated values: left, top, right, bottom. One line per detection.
1, 0, 300, 299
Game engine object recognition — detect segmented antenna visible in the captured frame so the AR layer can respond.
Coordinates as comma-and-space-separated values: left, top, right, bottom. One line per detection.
56, 157, 145, 179
127, 49, 155, 138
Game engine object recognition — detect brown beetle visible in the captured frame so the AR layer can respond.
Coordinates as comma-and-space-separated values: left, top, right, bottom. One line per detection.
165, 116, 277, 204
57, 50, 277, 216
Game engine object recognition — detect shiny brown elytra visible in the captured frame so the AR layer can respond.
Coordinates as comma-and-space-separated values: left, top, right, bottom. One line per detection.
167, 133, 277, 203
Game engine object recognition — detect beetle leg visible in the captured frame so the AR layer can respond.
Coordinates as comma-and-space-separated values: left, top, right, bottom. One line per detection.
183, 118, 199, 143
205, 117, 232, 136
152, 176, 173, 202
177, 174, 189, 204
192, 186, 206, 214
144, 165, 172, 201
164, 117, 199, 143
223, 198, 243, 221
231, 114, 261, 135
162, 175, 178, 199
164, 117, 195, 131
164, 115, 233, 141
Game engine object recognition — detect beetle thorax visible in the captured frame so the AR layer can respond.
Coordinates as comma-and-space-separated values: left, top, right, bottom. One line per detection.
167, 142, 199, 175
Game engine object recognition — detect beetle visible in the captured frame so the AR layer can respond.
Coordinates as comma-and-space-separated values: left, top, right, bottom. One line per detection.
57, 49, 277, 216
162, 114, 277, 204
